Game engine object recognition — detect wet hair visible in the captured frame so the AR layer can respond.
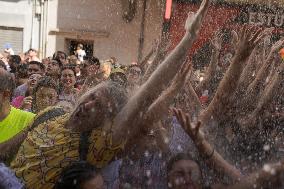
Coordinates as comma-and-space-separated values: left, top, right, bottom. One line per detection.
28, 48, 37, 53
0, 68, 15, 93
83, 56, 100, 67
54, 161, 100, 189
50, 59, 63, 69
0, 163, 24, 189
0, 60, 6, 70
32, 76, 59, 112
32, 76, 59, 95
9, 55, 21, 65
78, 81, 128, 119
61, 65, 76, 77
53, 51, 67, 61
16, 64, 28, 78
9, 55, 21, 73
68, 55, 79, 64
167, 153, 200, 175
28, 61, 45, 71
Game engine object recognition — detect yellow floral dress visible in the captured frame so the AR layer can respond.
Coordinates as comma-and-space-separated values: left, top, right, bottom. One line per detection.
10, 107, 125, 189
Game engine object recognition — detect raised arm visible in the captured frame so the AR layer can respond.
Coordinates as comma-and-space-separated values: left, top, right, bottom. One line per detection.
173, 108, 242, 182
246, 38, 284, 95
195, 31, 222, 96
225, 161, 284, 189
143, 62, 192, 126
239, 63, 284, 129
199, 26, 265, 125
237, 28, 273, 89
138, 42, 156, 72
142, 35, 169, 83
111, 0, 211, 144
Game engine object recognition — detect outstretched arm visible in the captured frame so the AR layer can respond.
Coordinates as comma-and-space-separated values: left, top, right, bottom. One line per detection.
246, 38, 284, 96
199, 26, 265, 125
142, 35, 169, 83
112, 0, 211, 145
225, 161, 284, 189
195, 31, 222, 96
239, 63, 284, 129
173, 108, 242, 182
138, 42, 156, 72
143, 62, 192, 127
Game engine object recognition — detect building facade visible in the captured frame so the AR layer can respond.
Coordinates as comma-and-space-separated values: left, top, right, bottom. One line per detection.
0, 0, 164, 64
0, 0, 41, 54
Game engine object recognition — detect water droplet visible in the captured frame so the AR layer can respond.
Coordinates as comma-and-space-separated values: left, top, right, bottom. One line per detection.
73, 179, 77, 185
144, 150, 149, 157
146, 170, 151, 177
263, 144, 270, 151
263, 164, 271, 172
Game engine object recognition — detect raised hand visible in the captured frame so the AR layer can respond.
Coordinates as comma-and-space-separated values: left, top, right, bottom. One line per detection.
211, 31, 223, 51
231, 30, 239, 48
184, 0, 210, 37
21, 96, 33, 110
171, 60, 192, 89
235, 25, 265, 61
173, 108, 204, 142
270, 37, 284, 54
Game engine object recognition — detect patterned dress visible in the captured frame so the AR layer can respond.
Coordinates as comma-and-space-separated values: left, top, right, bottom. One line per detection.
11, 107, 125, 189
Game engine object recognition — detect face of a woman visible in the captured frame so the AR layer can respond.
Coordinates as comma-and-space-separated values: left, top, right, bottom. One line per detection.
168, 160, 202, 189
35, 87, 58, 112
28, 74, 42, 89
61, 69, 76, 88
47, 60, 60, 76
81, 174, 104, 189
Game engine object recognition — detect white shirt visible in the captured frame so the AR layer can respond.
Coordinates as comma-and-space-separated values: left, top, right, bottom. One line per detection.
76, 49, 86, 62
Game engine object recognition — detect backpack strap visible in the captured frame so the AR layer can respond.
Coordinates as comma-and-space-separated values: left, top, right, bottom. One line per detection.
79, 131, 92, 161
28, 107, 66, 132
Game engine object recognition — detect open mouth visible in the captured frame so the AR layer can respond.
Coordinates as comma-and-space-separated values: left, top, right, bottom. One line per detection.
65, 79, 73, 85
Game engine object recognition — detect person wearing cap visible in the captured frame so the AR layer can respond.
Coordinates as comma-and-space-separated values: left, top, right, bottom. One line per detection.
4, 43, 14, 55
75, 43, 86, 62
46, 59, 62, 85
110, 67, 127, 87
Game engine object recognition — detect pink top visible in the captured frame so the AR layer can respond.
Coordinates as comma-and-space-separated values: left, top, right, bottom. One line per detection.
11, 96, 25, 108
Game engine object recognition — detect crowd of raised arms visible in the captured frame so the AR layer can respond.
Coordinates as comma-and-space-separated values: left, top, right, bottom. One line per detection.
0, 0, 283, 188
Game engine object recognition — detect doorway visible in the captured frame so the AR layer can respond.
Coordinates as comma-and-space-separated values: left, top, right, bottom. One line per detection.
65, 39, 94, 57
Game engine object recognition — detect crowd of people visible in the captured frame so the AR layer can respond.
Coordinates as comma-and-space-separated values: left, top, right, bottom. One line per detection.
0, 0, 283, 188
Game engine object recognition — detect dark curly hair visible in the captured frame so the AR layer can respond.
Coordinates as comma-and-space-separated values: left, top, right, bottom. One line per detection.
32, 76, 59, 112
54, 161, 100, 189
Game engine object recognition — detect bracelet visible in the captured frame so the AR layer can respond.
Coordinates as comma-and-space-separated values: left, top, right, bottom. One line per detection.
202, 148, 215, 160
